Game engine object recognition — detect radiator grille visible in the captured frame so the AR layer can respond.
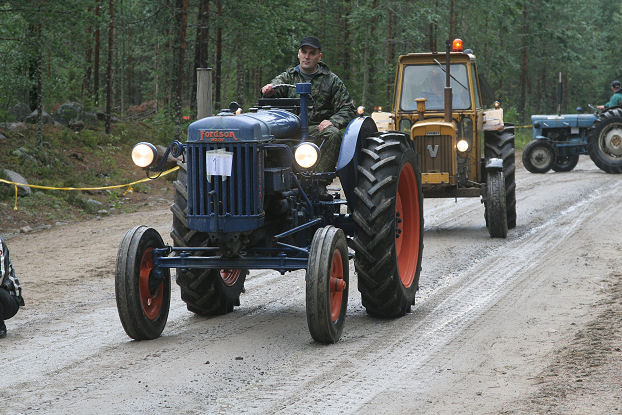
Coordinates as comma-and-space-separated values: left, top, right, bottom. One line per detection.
186, 142, 264, 232
413, 134, 454, 174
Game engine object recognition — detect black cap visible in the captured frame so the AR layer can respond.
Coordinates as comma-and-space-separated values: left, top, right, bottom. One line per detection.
612, 80, 621, 89
300, 36, 321, 50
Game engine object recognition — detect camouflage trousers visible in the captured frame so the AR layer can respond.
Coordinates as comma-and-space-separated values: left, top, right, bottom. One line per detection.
309, 124, 341, 173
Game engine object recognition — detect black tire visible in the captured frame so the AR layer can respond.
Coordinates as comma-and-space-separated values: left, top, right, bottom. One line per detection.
170, 162, 246, 315
115, 225, 171, 340
485, 170, 508, 238
552, 154, 579, 172
306, 226, 349, 344
587, 108, 622, 173
351, 132, 424, 317
485, 127, 516, 229
522, 139, 555, 174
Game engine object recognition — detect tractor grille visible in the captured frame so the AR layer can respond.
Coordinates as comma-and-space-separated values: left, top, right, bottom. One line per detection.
186, 142, 264, 232
413, 134, 454, 174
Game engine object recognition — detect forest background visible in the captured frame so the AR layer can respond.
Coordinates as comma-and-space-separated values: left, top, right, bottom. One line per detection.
2, 0, 622, 127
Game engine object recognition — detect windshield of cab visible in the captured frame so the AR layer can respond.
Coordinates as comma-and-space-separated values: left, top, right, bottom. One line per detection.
400, 64, 471, 111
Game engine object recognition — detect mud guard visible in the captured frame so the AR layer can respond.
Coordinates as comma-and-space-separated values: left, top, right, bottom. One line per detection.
336, 116, 378, 210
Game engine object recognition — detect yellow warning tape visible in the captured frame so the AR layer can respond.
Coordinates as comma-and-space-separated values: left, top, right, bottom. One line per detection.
0, 166, 179, 211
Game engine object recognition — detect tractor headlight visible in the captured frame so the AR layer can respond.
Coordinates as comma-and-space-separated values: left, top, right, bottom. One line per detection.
131, 142, 157, 168
294, 142, 320, 169
457, 139, 469, 152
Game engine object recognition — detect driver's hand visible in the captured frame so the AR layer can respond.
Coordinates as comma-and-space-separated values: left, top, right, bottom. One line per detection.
597, 105, 605, 110
318, 119, 334, 132
261, 84, 275, 97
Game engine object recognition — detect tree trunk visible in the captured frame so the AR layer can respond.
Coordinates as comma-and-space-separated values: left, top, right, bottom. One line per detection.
105, 0, 114, 134
94, 0, 101, 105
341, 1, 350, 83
83, 5, 93, 99
386, 4, 393, 106
215, 0, 222, 111
192, 0, 210, 116
519, 0, 527, 122
172, 0, 188, 137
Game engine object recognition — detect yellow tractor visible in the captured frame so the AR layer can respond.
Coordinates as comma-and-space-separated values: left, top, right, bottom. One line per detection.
386, 39, 515, 237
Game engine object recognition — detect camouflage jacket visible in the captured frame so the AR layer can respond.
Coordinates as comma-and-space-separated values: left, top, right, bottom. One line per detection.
1, 238, 24, 306
270, 62, 356, 129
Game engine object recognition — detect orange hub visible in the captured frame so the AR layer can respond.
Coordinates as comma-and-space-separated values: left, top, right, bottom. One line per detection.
395, 162, 420, 288
329, 249, 346, 322
138, 247, 164, 320
219, 269, 241, 287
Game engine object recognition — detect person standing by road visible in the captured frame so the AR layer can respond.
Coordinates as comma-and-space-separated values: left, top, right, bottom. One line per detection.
261, 36, 356, 172
596, 80, 622, 110
0, 237, 24, 338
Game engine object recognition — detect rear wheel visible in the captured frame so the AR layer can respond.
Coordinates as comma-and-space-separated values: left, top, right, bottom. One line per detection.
588, 108, 622, 173
485, 127, 516, 228
552, 154, 579, 172
522, 139, 555, 173
171, 162, 246, 315
115, 226, 171, 340
306, 226, 349, 344
485, 170, 508, 238
351, 132, 423, 317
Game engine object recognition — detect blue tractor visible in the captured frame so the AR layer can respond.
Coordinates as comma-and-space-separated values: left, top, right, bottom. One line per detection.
115, 83, 424, 344
524, 90, 622, 173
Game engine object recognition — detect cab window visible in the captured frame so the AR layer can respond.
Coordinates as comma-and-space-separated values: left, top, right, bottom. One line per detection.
400, 64, 471, 111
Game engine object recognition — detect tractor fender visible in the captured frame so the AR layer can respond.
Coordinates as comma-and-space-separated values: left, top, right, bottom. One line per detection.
336, 116, 378, 206
485, 157, 503, 171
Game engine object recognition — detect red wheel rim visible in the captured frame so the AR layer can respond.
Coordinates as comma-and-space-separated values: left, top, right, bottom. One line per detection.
138, 247, 164, 320
220, 269, 241, 287
329, 249, 346, 322
395, 162, 420, 288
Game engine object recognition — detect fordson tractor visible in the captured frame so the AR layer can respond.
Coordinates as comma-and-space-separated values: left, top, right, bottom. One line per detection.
115, 83, 424, 344
386, 39, 516, 238
524, 108, 622, 174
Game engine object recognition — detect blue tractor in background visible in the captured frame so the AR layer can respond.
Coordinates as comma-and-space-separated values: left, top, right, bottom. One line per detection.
115, 83, 424, 344
524, 74, 622, 173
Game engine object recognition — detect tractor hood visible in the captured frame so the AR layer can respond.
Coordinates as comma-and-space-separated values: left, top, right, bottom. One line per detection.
531, 114, 596, 129
187, 109, 301, 143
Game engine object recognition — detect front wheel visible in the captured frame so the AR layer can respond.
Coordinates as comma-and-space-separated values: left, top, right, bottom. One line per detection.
306, 226, 349, 344
115, 226, 171, 340
485, 170, 508, 238
522, 139, 555, 173
351, 132, 423, 317
552, 154, 579, 172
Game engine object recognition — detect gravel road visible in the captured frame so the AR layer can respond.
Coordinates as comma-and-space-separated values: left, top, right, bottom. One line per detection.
1, 155, 620, 414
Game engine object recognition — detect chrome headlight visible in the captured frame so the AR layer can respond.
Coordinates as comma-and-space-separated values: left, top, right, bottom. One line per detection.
294, 142, 320, 169
131, 142, 157, 168
457, 139, 469, 152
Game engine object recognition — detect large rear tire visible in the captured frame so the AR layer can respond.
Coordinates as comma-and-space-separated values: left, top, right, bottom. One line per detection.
485, 127, 516, 228
587, 108, 622, 173
351, 132, 423, 317
485, 170, 508, 238
115, 225, 171, 340
170, 162, 246, 315
306, 226, 349, 344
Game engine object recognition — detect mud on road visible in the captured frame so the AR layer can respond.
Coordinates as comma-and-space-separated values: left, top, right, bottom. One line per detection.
1, 155, 621, 414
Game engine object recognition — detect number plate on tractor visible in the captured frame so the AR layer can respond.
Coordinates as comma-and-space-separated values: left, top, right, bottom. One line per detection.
205, 149, 233, 179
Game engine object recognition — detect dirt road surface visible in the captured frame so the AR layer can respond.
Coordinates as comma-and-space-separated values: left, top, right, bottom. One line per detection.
1, 155, 621, 414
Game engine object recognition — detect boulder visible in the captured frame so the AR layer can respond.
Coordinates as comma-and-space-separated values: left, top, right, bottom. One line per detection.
24, 110, 53, 124
54, 102, 83, 126
10, 103, 32, 122
2, 169, 32, 196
